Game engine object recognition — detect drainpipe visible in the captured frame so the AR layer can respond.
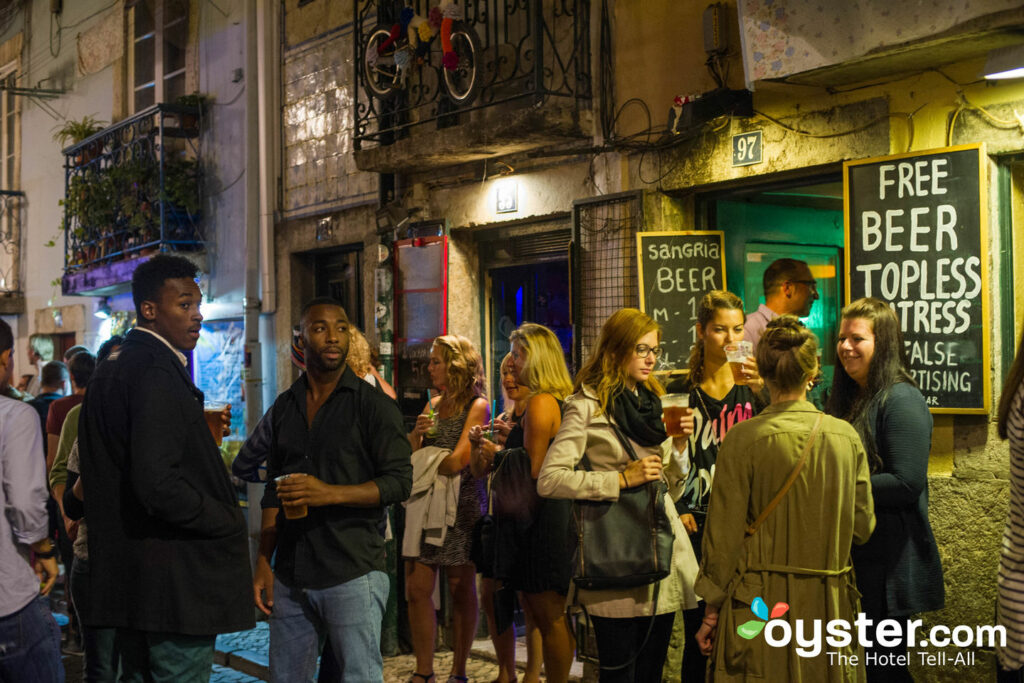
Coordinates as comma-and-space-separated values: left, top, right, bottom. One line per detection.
257, 0, 279, 317
243, 0, 264, 563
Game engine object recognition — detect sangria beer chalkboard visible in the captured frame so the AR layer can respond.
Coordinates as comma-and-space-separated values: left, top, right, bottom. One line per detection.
844, 144, 989, 413
637, 231, 726, 371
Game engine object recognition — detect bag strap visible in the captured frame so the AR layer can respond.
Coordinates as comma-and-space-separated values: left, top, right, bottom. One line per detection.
607, 420, 640, 463
745, 412, 824, 537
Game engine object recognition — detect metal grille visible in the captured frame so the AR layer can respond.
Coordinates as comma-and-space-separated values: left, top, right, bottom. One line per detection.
572, 192, 642, 366
511, 229, 570, 259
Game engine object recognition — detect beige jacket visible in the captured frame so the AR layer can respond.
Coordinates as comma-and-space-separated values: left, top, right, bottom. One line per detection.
538, 387, 699, 618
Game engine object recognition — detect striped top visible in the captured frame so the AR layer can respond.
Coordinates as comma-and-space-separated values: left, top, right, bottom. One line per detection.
999, 379, 1024, 671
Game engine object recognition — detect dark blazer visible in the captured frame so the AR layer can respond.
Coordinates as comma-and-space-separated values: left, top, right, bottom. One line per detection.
78, 328, 254, 635
852, 381, 945, 616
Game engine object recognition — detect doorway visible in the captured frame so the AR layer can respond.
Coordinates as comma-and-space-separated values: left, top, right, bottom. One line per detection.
702, 177, 845, 405
487, 261, 572, 400
311, 245, 364, 330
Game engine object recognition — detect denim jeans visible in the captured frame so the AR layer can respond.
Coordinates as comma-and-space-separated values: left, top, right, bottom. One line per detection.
116, 629, 215, 683
71, 558, 119, 682
0, 595, 65, 682
270, 571, 389, 683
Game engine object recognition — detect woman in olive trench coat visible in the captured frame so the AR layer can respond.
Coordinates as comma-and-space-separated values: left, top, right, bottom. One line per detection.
695, 317, 875, 682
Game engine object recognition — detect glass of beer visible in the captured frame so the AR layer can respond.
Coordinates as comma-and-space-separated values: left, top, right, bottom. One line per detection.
724, 341, 754, 385
661, 393, 691, 437
274, 474, 308, 520
204, 400, 228, 446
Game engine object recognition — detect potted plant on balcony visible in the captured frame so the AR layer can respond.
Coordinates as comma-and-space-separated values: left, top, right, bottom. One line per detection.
174, 92, 210, 130
62, 170, 117, 264
53, 115, 106, 166
162, 156, 202, 245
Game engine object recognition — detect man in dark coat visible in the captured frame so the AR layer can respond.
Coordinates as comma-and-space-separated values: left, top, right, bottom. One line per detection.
78, 254, 253, 681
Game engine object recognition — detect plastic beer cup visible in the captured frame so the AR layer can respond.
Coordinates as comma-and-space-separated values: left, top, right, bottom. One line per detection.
274, 474, 308, 520
204, 400, 228, 446
661, 393, 691, 437
724, 341, 754, 385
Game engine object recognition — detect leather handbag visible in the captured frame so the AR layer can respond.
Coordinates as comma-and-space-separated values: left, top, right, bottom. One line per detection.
570, 422, 674, 591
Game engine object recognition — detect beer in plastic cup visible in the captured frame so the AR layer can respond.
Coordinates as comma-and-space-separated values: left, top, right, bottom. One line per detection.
725, 341, 754, 385
274, 474, 308, 520
204, 400, 228, 446
661, 393, 691, 437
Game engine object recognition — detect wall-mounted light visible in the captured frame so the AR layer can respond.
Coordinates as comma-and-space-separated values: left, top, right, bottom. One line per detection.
94, 297, 111, 319
495, 179, 518, 214
984, 44, 1024, 80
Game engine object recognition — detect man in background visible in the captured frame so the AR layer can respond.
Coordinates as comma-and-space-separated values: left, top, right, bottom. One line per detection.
25, 333, 55, 397
29, 361, 67, 437
743, 258, 819, 352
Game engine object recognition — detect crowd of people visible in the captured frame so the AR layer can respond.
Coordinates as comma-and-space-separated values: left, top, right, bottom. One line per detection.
2, 252, 1024, 683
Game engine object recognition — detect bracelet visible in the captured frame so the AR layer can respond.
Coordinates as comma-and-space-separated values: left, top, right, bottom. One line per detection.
34, 546, 57, 559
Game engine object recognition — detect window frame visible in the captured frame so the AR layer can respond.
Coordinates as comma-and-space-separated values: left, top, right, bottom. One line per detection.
127, 0, 193, 114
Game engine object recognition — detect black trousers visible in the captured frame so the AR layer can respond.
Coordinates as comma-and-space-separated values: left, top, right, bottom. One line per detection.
857, 565, 914, 683
591, 612, 675, 683
681, 602, 708, 682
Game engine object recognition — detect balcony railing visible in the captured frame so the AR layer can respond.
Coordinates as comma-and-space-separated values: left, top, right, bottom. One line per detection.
0, 190, 24, 297
354, 0, 591, 149
61, 103, 203, 274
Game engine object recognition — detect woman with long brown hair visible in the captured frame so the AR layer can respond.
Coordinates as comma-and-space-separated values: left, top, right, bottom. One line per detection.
405, 335, 490, 683
538, 309, 698, 682
826, 297, 943, 682
670, 290, 764, 681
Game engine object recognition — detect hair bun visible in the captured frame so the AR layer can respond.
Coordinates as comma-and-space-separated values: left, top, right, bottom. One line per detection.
763, 316, 811, 351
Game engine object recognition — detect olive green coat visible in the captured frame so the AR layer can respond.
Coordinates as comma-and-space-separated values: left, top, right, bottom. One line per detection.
694, 401, 875, 682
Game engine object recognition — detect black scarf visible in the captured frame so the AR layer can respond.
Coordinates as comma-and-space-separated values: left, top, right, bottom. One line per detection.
611, 384, 668, 447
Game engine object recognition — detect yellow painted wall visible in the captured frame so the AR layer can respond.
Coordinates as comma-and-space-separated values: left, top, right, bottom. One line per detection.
612, 0, 744, 139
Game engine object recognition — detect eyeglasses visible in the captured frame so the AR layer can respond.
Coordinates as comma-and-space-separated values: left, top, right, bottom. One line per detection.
634, 344, 663, 359
792, 279, 818, 292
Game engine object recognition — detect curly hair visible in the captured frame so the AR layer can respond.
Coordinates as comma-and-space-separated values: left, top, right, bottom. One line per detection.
574, 308, 663, 415
509, 323, 573, 401
346, 327, 372, 378
433, 334, 487, 413
686, 290, 745, 385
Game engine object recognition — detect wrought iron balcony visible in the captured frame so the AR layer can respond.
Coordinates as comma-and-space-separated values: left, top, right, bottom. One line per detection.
0, 190, 25, 311
353, 0, 591, 159
61, 104, 203, 285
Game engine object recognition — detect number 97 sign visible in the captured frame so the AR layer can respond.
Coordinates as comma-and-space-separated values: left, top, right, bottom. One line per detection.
732, 130, 763, 167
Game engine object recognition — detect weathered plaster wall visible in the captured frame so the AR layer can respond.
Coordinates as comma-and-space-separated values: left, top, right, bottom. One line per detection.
273, 206, 378, 396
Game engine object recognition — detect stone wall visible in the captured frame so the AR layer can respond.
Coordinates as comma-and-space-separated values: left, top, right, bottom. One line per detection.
282, 27, 377, 217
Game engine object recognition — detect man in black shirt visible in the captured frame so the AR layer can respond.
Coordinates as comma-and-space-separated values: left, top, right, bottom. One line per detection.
252, 297, 412, 682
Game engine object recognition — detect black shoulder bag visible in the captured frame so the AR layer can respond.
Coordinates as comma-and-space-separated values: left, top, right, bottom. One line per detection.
570, 422, 674, 590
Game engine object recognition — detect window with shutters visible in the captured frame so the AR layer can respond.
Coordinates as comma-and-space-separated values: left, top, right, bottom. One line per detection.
128, 0, 191, 113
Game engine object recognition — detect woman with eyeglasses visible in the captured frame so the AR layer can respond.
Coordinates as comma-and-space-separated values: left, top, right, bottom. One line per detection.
661, 290, 766, 680
538, 308, 699, 682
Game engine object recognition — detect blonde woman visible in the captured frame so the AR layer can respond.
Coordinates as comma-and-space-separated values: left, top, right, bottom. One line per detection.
538, 309, 698, 682
471, 354, 542, 683
478, 324, 576, 681
405, 335, 490, 683
346, 327, 397, 400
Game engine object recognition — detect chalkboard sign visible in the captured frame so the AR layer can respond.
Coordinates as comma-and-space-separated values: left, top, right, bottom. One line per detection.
637, 231, 726, 371
844, 144, 989, 413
